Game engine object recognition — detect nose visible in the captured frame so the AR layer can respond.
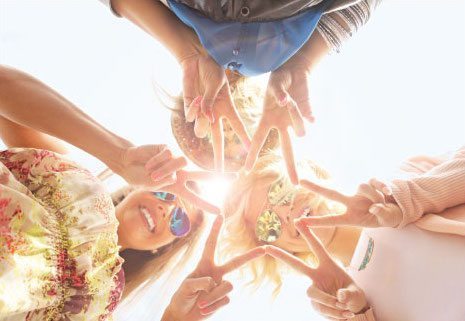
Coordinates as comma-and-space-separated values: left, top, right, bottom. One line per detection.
155, 201, 174, 220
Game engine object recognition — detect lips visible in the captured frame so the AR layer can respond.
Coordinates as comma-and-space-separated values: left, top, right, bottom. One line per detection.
139, 206, 156, 233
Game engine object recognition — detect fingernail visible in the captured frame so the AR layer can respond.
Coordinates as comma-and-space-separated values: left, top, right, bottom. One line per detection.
343, 311, 354, 318
279, 95, 288, 106
369, 205, 381, 215
382, 186, 392, 195
193, 96, 202, 106
336, 302, 347, 309
198, 301, 208, 308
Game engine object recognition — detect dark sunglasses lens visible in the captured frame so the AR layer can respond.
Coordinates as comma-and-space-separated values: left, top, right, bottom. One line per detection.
152, 192, 176, 201
170, 207, 191, 237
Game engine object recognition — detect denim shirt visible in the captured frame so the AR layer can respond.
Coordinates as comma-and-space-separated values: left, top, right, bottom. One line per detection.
168, 0, 334, 76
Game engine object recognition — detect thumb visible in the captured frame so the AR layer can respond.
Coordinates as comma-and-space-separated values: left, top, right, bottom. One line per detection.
181, 277, 217, 295
269, 82, 289, 107
297, 214, 350, 227
369, 203, 403, 227
337, 284, 367, 313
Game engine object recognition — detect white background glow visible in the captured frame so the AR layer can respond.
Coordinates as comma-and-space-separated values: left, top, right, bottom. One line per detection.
1, 1, 464, 320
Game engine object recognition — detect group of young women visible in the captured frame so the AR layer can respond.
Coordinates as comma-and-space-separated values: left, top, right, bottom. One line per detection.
1, 1, 464, 321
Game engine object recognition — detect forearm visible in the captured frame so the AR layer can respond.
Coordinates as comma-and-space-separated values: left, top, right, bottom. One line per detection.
317, 0, 382, 53
111, 0, 204, 62
391, 148, 465, 227
160, 305, 178, 321
0, 65, 132, 172
292, 27, 332, 72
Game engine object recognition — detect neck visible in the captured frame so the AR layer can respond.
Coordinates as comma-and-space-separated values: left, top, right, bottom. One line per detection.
327, 226, 361, 266
115, 207, 129, 251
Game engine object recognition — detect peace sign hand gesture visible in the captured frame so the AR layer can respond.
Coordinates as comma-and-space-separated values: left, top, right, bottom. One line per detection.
181, 54, 251, 172
266, 220, 369, 319
298, 178, 403, 228
163, 216, 265, 321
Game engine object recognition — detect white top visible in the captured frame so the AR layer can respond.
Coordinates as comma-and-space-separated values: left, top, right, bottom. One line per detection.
349, 225, 465, 321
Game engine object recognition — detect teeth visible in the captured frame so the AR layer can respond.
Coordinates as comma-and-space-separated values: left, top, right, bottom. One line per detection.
140, 207, 156, 232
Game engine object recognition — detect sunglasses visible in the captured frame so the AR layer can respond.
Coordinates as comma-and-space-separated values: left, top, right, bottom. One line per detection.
255, 180, 311, 243
152, 192, 191, 237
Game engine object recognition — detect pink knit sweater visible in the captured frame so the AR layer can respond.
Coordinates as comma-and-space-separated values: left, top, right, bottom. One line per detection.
354, 146, 465, 321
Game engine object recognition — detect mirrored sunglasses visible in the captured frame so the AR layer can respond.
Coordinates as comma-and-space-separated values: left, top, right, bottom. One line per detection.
152, 192, 191, 237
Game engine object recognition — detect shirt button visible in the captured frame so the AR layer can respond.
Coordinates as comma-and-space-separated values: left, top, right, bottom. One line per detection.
227, 62, 237, 70
232, 49, 239, 56
240, 6, 250, 17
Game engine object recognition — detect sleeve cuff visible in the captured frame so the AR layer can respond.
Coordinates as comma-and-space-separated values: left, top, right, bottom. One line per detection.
351, 307, 376, 321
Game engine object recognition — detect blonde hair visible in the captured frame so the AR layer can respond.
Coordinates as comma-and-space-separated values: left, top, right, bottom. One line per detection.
221, 152, 333, 295
111, 186, 206, 301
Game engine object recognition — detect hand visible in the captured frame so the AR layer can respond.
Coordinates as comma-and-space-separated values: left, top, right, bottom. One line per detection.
163, 216, 266, 321
298, 178, 403, 228
181, 54, 251, 171
244, 56, 314, 184
118, 144, 222, 214
266, 220, 369, 319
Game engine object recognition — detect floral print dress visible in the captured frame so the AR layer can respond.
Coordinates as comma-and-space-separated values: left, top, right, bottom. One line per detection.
0, 148, 124, 321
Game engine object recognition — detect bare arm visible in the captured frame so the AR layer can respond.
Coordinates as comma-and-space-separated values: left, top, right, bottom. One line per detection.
0, 65, 132, 173
0, 116, 68, 153
111, 0, 205, 62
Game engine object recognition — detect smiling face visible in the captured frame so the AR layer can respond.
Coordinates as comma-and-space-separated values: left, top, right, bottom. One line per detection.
115, 190, 201, 251
244, 181, 336, 254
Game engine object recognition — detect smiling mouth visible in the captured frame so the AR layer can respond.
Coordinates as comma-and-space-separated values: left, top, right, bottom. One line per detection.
139, 206, 156, 233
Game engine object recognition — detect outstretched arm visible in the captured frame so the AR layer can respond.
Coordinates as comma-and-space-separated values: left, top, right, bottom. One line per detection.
0, 65, 131, 172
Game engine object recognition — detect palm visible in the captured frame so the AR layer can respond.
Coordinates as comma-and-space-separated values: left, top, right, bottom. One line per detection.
181, 55, 250, 171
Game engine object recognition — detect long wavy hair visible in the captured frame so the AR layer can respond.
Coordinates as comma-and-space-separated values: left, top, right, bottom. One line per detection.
221, 152, 336, 295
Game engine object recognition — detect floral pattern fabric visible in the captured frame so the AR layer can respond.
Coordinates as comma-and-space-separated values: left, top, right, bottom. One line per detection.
0, 148, 124, 321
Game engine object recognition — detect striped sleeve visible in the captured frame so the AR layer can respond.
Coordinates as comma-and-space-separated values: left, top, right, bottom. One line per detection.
316, 0, 382, 53
390, 147, 465, 227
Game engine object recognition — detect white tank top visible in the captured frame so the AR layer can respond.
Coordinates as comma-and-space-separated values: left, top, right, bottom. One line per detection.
348, 225, 465, 321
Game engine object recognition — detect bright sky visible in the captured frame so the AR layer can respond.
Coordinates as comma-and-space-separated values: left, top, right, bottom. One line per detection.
1, 1, 464, 320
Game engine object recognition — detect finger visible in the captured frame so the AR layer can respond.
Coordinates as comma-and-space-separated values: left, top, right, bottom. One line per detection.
311, 301, 354, 319
150, 157, 187, 182
369, 203, 402, 228
368, 178, 392, 196
297, 215, 352, 227
201, 215, 224, 261
357, 183, 385, 204
176, 185, 220, 214
285, 98, 306, 137
294, 219, 332, 265
150, 174, 176, 190
244, 122, 270, 171
194, 115, 210, 138
219, 246, 266, 275
183, 170, 237, 182
270, 82, 288, 107
297, 98, 315, 123
181, 277, 217, 294
186, 96, 202, 123
201, 83, 222, 122
198, 281, 233, 309
300, 179, 351, 204
279, 128, 299, 185
265, 245, 315, 278
225, 105, 251, 150
337, 285, 367, 313
307, 285, 340, 310
211, 118, 224, 172
199, 296, 230, 316
183, 74, 197, 118
144, 148, 172, 171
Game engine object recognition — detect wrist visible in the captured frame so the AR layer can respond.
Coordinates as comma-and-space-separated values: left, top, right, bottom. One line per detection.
95, 134, 133, 174
161, 305, 179, 321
